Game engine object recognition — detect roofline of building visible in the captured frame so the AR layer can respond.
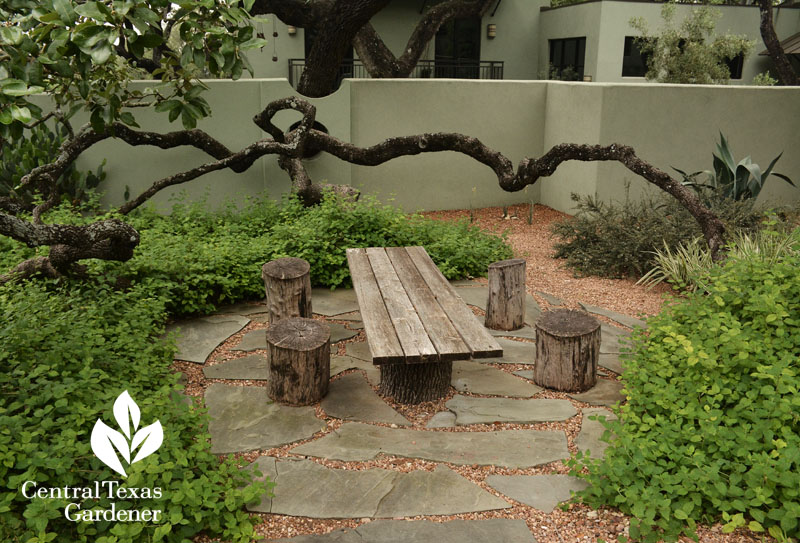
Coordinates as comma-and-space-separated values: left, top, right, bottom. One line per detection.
540, 0, 800, 13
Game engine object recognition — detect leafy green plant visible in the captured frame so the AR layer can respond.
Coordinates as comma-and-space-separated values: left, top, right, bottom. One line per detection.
0, 123, 105, 207
629, 4, 754, 85
570, 248, 800, 542
677, 133, 795, 201
752, 71, 778, 86
0, 280, 271, 543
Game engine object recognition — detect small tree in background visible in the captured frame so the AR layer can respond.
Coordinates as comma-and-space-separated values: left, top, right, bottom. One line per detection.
631, 4, 754, 85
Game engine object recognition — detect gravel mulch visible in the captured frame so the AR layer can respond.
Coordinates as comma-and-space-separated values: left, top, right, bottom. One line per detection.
186, 204, 771, 543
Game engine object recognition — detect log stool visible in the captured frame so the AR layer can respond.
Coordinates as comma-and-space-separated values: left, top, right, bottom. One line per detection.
266, 318, 330, 406
262, 257, 312, 324
485, 258, 526, 331
534, 309, 600, 392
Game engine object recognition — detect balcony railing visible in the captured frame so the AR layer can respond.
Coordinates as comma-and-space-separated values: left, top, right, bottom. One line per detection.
288, 58, 504, 89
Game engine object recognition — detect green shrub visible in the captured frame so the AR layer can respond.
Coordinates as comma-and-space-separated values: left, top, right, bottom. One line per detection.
570, 249, 800, 542
0, 124, 106, 207
0, 280, 270, 543
91, 194, 511, 315
551, 191, 766, 278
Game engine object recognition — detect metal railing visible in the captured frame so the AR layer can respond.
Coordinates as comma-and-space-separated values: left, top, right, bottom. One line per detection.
288, 59, 504, 88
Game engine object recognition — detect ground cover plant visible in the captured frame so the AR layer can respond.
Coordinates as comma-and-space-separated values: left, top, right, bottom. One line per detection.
0, 280, 270, 543
569, 247, 800, 542
0, 194, 511, 542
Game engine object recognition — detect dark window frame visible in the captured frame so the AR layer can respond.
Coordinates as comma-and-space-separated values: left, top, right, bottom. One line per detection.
622, 36, 651, 77
549, 37, 586, 80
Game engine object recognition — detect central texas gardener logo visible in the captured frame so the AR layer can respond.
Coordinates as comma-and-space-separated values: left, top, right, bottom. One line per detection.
91, 391, 163, 477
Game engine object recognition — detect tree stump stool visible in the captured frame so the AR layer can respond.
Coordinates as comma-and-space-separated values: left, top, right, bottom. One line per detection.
379, 361, 453, 405
262, 257, 312, 324
266, 318, 330, 406
485, 258, 526, 331
534, 309, 600, 392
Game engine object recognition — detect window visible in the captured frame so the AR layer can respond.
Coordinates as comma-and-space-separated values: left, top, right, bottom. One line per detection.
725, 53, 744, 79
435, 17, 482, 78
622, 36, 651, 77
549, 37, 585, 80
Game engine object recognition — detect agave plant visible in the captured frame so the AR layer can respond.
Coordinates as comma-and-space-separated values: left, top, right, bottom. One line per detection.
675, 133, 795, 201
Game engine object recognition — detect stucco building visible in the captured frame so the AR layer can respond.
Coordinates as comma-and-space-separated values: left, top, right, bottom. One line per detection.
249, 0, 800, 88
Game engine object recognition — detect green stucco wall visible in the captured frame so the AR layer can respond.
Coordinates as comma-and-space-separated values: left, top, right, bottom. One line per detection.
76, 79, 799, 215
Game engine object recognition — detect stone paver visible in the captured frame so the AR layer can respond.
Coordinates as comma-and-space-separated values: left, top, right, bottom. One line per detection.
329, 322, 359, 343
345, 342, 372, 362
535, 292, 564, 307
451, 361, 541, 397
599, 353, 624, 374
487, 325, 537, 340
203, 354, 269, 380
167, 315, 250, 363
454, 286, 542, 325
214, 302, 268, 316
480, 338, 535, 364
600, 324, 631, 354
513, 369, 533, 380
232, 329, 268, 352
268, 519, 536, 543
426, 411, 456, 428
580, 302, 646, 329
329, 355, 380, 385
575, 408, 618, 459
249, 459, 509, 518
292, 422, 569, 468
334, 311, 362, 321
312, 288, 359, 316
486, 475, 588, 513
205, 384, 324, 454
322, 373, 410, 425
445, 396, 577, 425
568, 379, 626, 407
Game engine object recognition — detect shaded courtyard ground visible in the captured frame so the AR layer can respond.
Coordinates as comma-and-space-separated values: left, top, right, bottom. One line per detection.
170, 204, 769, 543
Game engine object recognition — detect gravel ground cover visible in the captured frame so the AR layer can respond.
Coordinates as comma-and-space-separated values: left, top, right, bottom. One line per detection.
182, 203, 769, 543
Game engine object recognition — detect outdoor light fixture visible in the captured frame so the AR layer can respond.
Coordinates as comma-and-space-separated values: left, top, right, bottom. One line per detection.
487, 24, 497, 39
583, 75, 592, 82
287, 25, 297, 35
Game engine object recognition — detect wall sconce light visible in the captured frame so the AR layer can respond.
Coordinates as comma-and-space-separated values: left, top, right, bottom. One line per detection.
583, 75, 592, 82
487, 24, 497, 39
287, 25, 297, 36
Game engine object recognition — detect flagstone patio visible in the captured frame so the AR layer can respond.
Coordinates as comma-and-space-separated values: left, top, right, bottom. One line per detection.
170, 283, 639, 541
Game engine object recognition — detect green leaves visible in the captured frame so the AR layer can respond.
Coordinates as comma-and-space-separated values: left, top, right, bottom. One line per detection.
570, 244, 800, 542
1, 0, 265, 139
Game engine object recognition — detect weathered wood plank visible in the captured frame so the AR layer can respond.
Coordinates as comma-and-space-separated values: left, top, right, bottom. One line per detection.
365, 247, 439, 363
386, 247, 471, 362
405, 246, 503, 358
346, 248, 405, 364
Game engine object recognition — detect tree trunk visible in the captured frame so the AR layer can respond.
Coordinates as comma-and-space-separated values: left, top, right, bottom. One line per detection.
759, 0, 800, 86
485, 258, 526, 331
266, 317, 330, 406
534, 309, 600, 393
262, 257, 312, 324
379, 362, 452, 404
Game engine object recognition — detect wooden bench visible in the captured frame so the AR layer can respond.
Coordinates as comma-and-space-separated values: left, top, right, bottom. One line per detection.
346, 246, 503, 404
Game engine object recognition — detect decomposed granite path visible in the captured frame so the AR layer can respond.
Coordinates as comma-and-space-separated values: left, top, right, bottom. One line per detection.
169, 284, 635, 541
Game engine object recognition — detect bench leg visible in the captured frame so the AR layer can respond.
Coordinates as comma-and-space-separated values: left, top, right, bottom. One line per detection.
379, 362, 452, 404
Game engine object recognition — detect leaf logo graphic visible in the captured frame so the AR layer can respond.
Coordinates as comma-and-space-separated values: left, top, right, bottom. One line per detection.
91, 391, 163, 477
